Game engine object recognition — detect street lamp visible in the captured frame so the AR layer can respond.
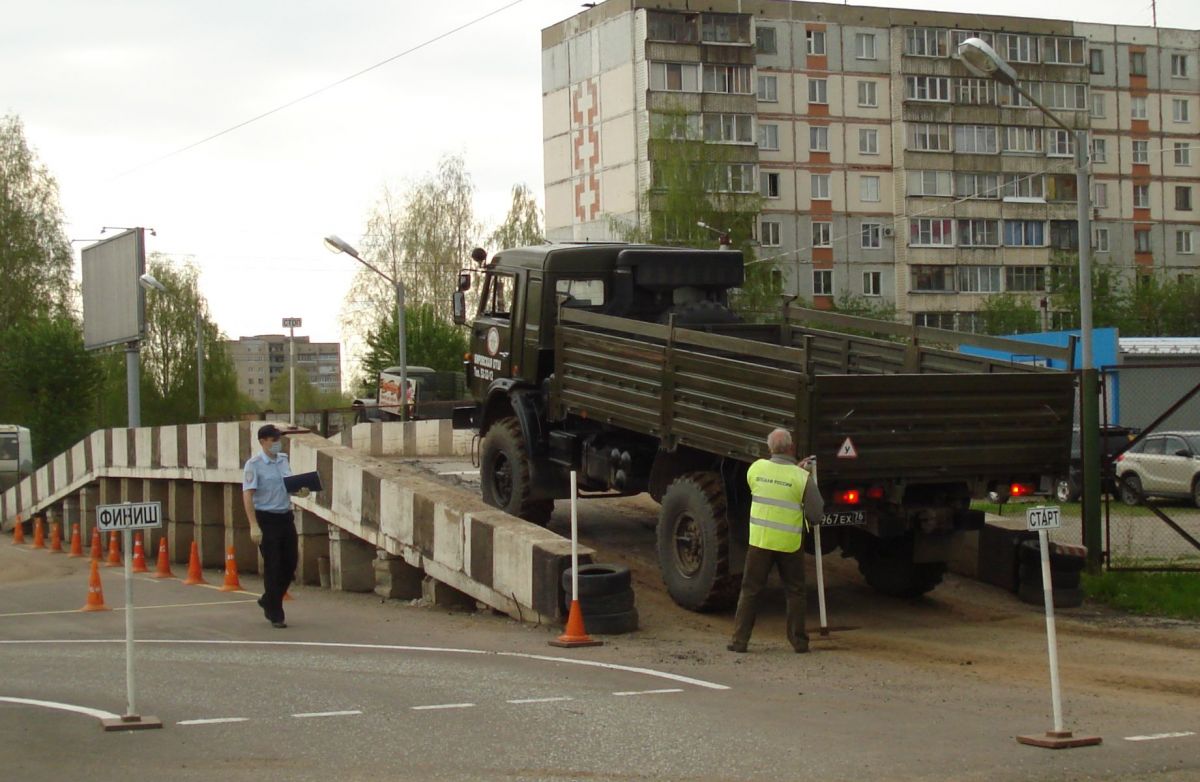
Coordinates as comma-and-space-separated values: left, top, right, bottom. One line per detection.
324, 234, 408, 422
958, 37, 1102, 569
696, 220, 733, 250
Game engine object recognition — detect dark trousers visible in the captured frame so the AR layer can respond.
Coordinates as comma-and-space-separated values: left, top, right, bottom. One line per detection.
256, 510, 298, 621
731, 546, 808, 650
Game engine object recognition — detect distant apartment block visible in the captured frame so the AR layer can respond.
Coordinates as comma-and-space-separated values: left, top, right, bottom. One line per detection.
226, 335, 342, 405
542, 1, 1200, 329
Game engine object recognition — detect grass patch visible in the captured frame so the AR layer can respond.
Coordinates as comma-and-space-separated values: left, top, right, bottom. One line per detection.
1082, 570, 1200, 621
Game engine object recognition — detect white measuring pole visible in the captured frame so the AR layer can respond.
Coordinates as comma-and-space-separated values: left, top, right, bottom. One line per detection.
570, 470, 579, 603
123, 528, 137, 718
1038, 527, 1065, 733
814, 524, 829, 636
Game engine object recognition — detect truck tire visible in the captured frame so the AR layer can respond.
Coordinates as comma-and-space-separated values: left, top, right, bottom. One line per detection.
656, 472, 739, 612
856, 536, 945, 598
581, 589, 636, 615
579, 607, 639, 635
1055, 475, 1080, 503
1018, 581, 1083, 608
1018, 562, 1082, 591
561, 564, 632, 598
480, 417, 553, 526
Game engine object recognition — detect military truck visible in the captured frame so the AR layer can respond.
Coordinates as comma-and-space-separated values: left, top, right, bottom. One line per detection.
451, 243, 1075, 611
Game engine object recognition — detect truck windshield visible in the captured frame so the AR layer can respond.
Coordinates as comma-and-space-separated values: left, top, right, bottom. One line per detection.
0, 434, 17, 462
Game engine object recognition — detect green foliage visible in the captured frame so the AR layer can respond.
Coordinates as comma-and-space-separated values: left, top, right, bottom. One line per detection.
487, 183, 544, 251
833, 292, 898, 322
978, 293, 1040, 335
1082, 570, 1200, 620
1051, 258, 1200, 336
268, 365, 349, 412
356, 304, 468, 394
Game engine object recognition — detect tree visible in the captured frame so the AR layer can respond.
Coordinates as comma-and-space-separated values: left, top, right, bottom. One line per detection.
1050, 259, 1200, 336
833, 292, 898, 322
487, 183, 544, 251
356, 304, 467, 394
977, 293, 1039, 335
268, 365, 348, 412
0, 115, 74, 329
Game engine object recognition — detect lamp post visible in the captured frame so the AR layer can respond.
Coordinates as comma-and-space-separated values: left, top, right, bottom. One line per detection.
281, 317, 302, 424
324, 235, 407, 422
958, 37, 1102, 569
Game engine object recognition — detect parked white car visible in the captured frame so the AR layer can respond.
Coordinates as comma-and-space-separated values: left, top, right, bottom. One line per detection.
1115, 431, 1200, 507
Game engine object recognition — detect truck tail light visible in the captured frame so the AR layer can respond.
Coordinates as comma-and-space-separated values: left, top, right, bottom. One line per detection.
1010, 482, 1034, 497
836, 489, 860, 505
866, 486, 885, 501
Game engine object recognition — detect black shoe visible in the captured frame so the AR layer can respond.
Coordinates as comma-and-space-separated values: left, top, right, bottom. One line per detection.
793, 639, 810, 653
726, 642, 748, 653
271, 620, 288, 629
257, 595, 271, 621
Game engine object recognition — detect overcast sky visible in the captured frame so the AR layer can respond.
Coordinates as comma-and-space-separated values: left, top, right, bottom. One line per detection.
4, 0, 1197, 380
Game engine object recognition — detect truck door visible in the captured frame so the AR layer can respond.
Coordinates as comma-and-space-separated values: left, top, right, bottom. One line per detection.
470, 269, 520, 397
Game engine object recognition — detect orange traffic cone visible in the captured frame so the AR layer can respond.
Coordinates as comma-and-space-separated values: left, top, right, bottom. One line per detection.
152, 538, 174, 579
183, 541, 207, 585
131, 532, 148, 573
104, 532, 122, 567
89, 527, 102, 562
548, 599, 603, 648
32, 515, 45, 549
49, 522, 64, 554
219, 546, 243, 592
81, 560, 111, 612
68, 524, 84, 558
11, 514, 25, 545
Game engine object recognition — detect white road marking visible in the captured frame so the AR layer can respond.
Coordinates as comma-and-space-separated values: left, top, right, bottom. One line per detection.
1124, 731, 1195, 742
411, 703, 475, 711
178, 717, 249, 726
506, 696, 573, 704
0, 695, 119, 721
612, 688, 684, 697
293, 710, 362, 719
437, 470, 479, 477
0, 599, 257, 619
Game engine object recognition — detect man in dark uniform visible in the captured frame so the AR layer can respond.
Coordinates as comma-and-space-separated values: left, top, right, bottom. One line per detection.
241, 424, 297, 628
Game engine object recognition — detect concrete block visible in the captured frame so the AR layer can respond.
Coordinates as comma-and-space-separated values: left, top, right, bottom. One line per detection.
422, 576, 477, 611
192, 482, 225, 568
61, 497, 80, 547
142, 480, 170, 554
77, 487, 98, 542
220, 484, 256, 572
167, 481, 195, 564
374, 553, 423, 599
328, 527, 375, 592
98, 477, 121, 507
298, 531, 330, 587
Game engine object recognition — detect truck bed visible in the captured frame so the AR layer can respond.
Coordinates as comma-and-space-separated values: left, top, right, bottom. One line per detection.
551, 309, 1075, 485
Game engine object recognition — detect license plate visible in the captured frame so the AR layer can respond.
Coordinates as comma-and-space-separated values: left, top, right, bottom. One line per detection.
819, 511, 865, 527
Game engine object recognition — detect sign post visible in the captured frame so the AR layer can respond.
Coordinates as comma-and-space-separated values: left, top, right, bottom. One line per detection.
282, 318, 302, 425
1016, 505, 1100, 749
96, 501, 164, 732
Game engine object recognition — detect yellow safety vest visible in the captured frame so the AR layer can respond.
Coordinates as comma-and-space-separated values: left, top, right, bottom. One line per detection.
747, 456, 809, 553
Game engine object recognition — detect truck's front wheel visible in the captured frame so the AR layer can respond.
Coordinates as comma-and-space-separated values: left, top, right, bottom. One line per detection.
656, 472, 738, 612
856, 535, 945, 598
480, 417, 553, 526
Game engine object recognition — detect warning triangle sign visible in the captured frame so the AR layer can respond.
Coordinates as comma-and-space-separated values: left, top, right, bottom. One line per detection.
837, 437, 858, 459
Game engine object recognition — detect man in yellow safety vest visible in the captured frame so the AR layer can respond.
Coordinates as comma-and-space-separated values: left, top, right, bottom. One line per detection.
728, 428, 824, 653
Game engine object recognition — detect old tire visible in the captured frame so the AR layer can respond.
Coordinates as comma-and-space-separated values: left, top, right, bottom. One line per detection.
656, 472, 738, 612
480, 416, 552, 526
1018, 581, 1083, 608
1119, 473, 1143, 506
562, 564, 632, 598
1055, 475, 1080, 503
1018, 562, 1082, 591
1017, 540, 1087, 573
856, 536, 945, 598
580, 589, 636, 616
580, 607, 639, 635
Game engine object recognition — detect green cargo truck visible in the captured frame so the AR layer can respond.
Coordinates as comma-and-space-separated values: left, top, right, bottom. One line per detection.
451, 243, 1075, 611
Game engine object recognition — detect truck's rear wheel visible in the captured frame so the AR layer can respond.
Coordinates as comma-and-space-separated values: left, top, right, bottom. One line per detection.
856, 535, 945, 598
656, 472, 738, 612
480, 417, 552, 526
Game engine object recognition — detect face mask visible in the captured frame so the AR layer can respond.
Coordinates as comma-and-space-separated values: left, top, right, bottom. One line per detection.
269, 441, 282, 456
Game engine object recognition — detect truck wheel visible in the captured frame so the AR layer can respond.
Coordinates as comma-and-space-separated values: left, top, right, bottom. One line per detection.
856, 536, 945, 598
1119, 474, 1142, 506
1055, 475, 1080, 503
656, 472, 738, 612
480, 417, 552, 526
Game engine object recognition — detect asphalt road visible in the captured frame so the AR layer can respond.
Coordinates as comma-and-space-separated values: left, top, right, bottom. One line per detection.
1, 529, 1198, 780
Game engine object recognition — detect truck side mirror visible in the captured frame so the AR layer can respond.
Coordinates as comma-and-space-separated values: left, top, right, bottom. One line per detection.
458, 272, 472, 291
452, 291, 467, 325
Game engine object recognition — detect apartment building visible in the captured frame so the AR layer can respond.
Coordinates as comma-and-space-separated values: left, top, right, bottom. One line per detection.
541, 1, 1199, 328
225, 335, 342, 406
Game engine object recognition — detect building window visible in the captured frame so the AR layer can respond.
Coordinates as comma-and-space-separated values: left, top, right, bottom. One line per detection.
648, 11, 699, 43
806, 29, 826, 55
757, 122, 779, 150
1047, 174, 1078, 202
861, 224, 882, 249
760, 171, 781, 198
1093, 182, 1108, 209
1043, 37, 1084, 65
955, 172, 1000, 200
1046, 129, 1074, 157
1175, 142, 1191, 166
1173, 99, 1190, 123
906, 75, 951, 102
760, 220, 781, 246
860, 175, 881, 202
708, 163, 757, 192
857, 80, 878, 107
905, 28, 947, 57
957, 219, 1000, 247
999, 33, 1040, 64
1006, 266, 1047, 292
863, 271, 882, 296
1176, 186, 1193, 211
756, 75, 778, 102
907, 123, 951, 152
704, 113, 753, 143
650, 62, 700, 92
1131, 96, 1148, 120
1130, 51, 1147, 76
1177, 230, 1194, 254
1090, 92, 1106, 118
1001, 80, 1042, 109
812, 221, 832, 247
1094, 227, 1110, 252
914, 312, 956, 329
907, 170, 952, 196
1004, 220, 1045, 246
911, 265, 954, 291
1003, 126, 1043, 154
1044, 82, 1087, 111
1132, 140, 1149, 164
955, 78, 996, 106
1134, 184, 1150, 208
855, 33, 876, 60
756, 26, 777, 54
1135, 229, 1151, 253
1092, 138, 1107, 163
1088, 49, 1104, 74
809, 126, 829, 152
808, 78, 828, 104
955, 125, 998, 154
859, 128, 879, 154
703, 64, 752, 94
811, 174, 831, 200
813, 269, 833, 295
701, 13, 750, 44
958, 265, 1002, 292
910, 218, 954, 247
1171, 53, 1189, 78
651, 113, 701, 140
1050, 220, 1079, 250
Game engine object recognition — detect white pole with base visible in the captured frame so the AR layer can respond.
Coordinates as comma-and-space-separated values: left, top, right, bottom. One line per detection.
548, 470, 601, 648
813, 524, 829, 637
101, 521, 162, 732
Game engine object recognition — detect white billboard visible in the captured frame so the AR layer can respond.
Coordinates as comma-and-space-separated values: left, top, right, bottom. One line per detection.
82, 229, 145, 350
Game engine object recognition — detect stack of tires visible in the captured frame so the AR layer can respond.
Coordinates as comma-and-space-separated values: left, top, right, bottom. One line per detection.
562, 564, 638, 634
1016, 539, 1086, 608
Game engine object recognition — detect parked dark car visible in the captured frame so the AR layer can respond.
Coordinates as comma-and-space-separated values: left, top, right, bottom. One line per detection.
1055, 425, 1140, 502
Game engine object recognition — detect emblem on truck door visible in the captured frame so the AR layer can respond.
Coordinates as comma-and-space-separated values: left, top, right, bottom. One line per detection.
486, 327, 500, 357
